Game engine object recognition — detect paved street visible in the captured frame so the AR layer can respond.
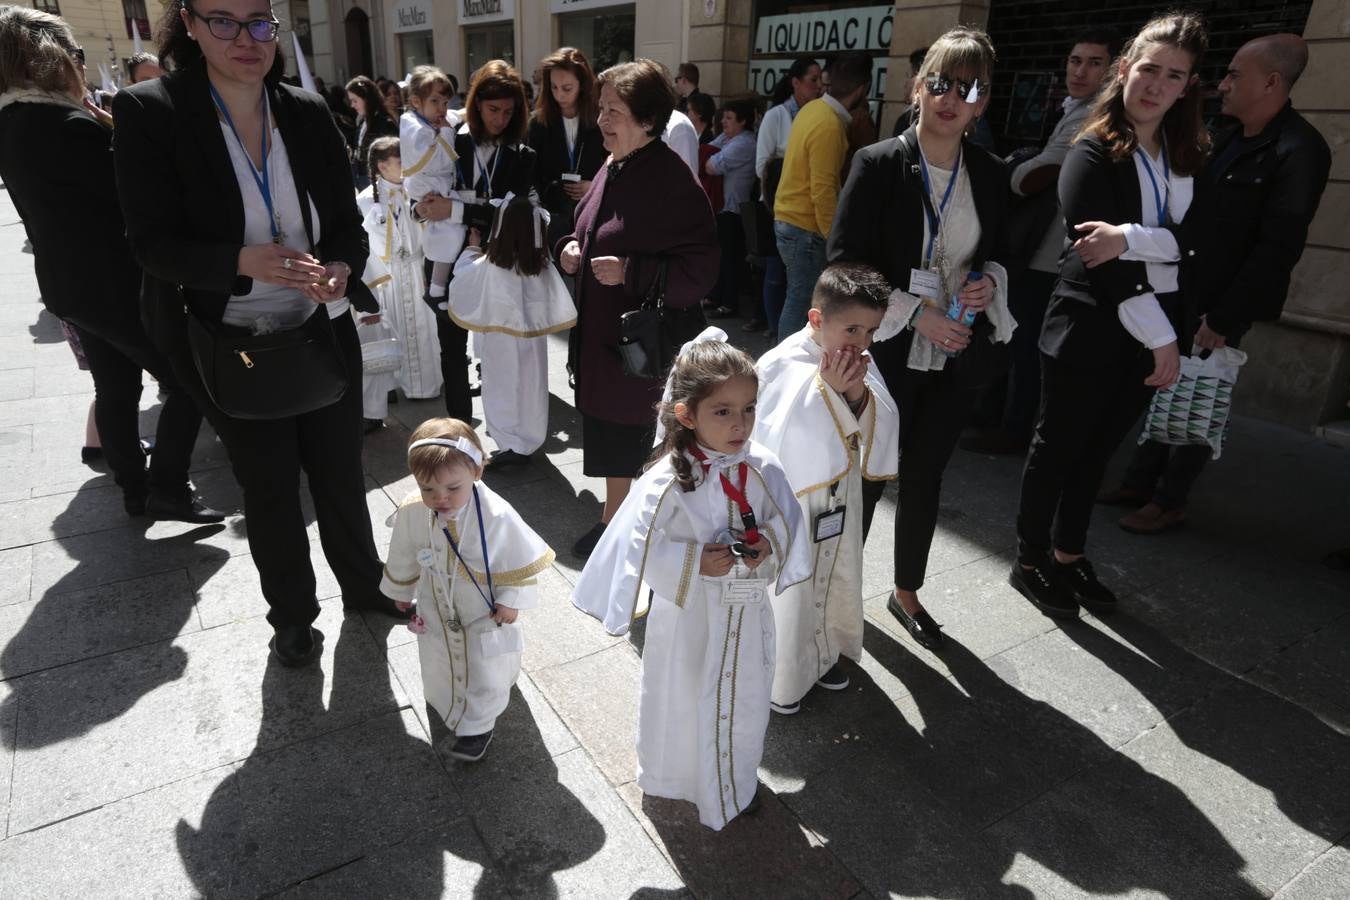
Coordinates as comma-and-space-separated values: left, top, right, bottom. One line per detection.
1, 184, 1348, 899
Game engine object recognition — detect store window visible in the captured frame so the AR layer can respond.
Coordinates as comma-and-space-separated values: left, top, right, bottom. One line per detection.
558, 6, 635, 71
399, 30, 435, 75
33, 0, 59, 14
120, 0, 149, 39
465, 24, 515, 76
290, 0, 313, 56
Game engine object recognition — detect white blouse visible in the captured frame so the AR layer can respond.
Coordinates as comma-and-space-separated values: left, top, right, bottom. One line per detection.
1114, 146, 1194, 350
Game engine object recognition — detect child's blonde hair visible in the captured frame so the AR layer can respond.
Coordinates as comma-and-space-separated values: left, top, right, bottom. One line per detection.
649, 342, 758, 492
407, 418, 483, 484
407, 65, 453, 101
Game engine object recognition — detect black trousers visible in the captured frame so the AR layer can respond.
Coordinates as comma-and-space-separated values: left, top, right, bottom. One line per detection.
1121, 439, 1211, 510
165, 311, 383, 629
861, 365, 978, 591
425, 257, 471, 420
714, 211, 747, 313
1017, 350, 1156, 563
65, 313, 203, 501
1003, 268, 1058, 443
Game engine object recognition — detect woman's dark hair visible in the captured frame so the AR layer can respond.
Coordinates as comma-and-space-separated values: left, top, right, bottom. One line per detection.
687, 91, 715, 130
465, 59, 528, 144
485, 196, 547, 277
534, 46, 598, 128
156, 0, 285, 83
1079, 12, 1210, 175
367, 135, 399, 203
769, 56, 820, 105
648, 341, 758, 492
345, 75, 383, 119
126, 51, 160, 82
719, 96, 755, 128
597, 59, 676, 137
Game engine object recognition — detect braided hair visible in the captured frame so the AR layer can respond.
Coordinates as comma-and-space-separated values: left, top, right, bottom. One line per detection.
367, 136, 400, 205
648, 342, 758, 492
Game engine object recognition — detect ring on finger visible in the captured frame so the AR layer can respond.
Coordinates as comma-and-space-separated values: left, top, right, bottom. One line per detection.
282, 257, 293, 270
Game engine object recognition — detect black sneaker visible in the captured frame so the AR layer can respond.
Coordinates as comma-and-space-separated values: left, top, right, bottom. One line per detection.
572, 522, 606, 558
815, 664, 850, 691
1009, 562, 1079, 620
487, 449, 532, 468
887, 594, 943, 649
1052, 558, 1117, 614
449, 729, 493, 762
769, 699, 800, 715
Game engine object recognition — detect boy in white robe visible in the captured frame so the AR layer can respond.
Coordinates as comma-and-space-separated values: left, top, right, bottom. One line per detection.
381, 419, 555, 762
753, 263, 900, 715
572, 332, 813, 830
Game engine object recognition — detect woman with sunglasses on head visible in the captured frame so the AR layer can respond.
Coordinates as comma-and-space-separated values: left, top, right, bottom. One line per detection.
830, 28, 1014, 651
1011, 13, 1207, 620
111, 0, 407, 669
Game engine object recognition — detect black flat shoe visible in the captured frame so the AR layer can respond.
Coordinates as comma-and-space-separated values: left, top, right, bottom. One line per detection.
343, 594, 413, 620
487, 449, 531, 468
572, 522, 606, 558
449, 729, 493, 762
1052, 558, 1117, 614
146, 492, 228, 524
270, 625, 323, 668
81, 446, 103, 465
1009, 562, 1079, 620
124, 491, 148, 517
887, 595, 944, 650
363, 418, 385, 434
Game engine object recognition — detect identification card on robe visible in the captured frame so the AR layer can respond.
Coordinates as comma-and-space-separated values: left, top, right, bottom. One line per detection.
479, 624, 523, 658
721, 578, 767, 607
561, 173, 581, 183
813, 506, 846, 543
908, 268, 942, 298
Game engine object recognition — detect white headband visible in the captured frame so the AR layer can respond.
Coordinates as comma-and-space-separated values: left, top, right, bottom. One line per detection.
408, 437, 483, 467
652, 326, 729, 445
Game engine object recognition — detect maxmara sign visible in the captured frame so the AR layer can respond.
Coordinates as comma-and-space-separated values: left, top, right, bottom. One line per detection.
391, 1, 432, 34
462, 0, 515, 24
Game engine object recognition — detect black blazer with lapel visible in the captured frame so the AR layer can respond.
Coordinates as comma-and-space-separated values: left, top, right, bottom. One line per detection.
451, 128, 536, 200
112, 59, 368, 351
526, 117, 606, 211
828, 126, 1010, 389
1041, 135, 1200, 365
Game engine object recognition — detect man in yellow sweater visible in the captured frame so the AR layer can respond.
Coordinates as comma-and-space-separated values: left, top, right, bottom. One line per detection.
773, 51, 874, 338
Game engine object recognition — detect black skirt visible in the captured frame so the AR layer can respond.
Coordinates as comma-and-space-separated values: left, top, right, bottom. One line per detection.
582, 414, 654, 478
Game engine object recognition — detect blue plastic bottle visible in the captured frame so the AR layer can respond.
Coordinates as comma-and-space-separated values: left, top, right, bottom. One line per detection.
940, 271, 981, 356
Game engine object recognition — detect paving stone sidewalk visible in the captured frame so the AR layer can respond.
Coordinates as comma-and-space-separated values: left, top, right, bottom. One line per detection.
1, 186, 1348, 899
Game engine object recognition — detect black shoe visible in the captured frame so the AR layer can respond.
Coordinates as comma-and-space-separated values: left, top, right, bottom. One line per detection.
572, 522, 606, 558
815, 664, 850, 691
887, 595, 944, 649
145, 492, 228, 524
387, 390, 399, 405
270, 625, 323, 668
769, 699, 800, 715
81, 446, 103, 465
487, 449, 531, 468
468, 383, 483, 398
449, 729, 493, 762
1052, 558, 1117, 614
363, 418, 385, 434
1009, 562, 1079, 620
124, 491, 148, 517
343, 594, 413, 620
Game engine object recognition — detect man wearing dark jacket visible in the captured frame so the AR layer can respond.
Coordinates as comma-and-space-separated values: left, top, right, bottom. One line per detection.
1102, 34, 1332, 534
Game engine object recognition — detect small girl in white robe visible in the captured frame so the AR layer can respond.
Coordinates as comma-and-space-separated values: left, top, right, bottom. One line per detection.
572, 331, 813, 830
399, 66, 464, 307
381, 418, 555, 763
447, 196, 576, 465
753, 263, 900, 715
359, 136, 443, 408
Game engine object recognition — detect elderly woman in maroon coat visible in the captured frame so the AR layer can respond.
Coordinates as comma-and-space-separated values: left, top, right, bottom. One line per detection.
558, 59, 718, 557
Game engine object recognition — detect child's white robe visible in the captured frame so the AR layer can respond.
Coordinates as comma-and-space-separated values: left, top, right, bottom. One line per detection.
381, 483, 555, 736
571, 442, 813, 830
399, 110, 465, 263
753, 327, 900, 706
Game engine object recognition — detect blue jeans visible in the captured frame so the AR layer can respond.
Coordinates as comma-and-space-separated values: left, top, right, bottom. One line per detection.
774, 220, 827, 337
761, 253, 786, 339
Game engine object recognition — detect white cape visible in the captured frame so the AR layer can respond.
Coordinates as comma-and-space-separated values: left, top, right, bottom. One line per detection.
447, 246, 577, 337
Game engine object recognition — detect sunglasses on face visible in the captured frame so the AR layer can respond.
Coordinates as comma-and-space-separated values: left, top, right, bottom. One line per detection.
189, 11, 280, 42
924, 73, 986, 103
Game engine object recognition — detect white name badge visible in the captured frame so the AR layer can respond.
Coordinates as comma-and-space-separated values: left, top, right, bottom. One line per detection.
722, 578, 767, 606
479, 624, 524, 658
416, 548, 436, 569
456, 189, 478, 205
813, 506, 846, 542
561, 172, 582, 183
908, 268, 941, 298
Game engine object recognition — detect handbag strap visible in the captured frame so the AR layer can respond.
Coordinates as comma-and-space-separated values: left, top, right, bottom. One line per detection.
643, 258, 669, 310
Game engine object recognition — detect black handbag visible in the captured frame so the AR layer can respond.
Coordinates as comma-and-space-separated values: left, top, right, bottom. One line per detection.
617, 259, 708, 380
186, 305, 348, 420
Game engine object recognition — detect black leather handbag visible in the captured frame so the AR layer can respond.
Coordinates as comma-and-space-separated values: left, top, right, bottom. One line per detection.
186, 305, 348, 420
617, 259, 707, 380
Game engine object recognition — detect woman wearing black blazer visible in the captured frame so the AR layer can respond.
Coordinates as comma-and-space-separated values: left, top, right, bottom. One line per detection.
1012, 13, 1208, 620
830, 29, 1013, 651
527, 47, 606, 257
345, 75, 397, 189
413, 60, 537, 426
112, 0, 402, 667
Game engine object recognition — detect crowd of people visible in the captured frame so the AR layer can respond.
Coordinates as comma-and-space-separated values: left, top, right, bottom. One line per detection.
0, 0, 1338, 830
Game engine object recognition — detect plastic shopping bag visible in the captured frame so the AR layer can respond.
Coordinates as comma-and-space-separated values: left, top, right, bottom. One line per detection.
1139, 347, 1247, 460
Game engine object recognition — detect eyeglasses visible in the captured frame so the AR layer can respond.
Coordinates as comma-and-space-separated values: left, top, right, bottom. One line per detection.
71, 47, 85, 65
924, 73, 987, 103
189, 11, 280, 42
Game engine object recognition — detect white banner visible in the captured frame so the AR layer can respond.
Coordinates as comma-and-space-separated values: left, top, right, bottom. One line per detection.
551, 0, 629, 12
391, 1, 433, 34
753, 6, 893, 56
461, 0, 515, 24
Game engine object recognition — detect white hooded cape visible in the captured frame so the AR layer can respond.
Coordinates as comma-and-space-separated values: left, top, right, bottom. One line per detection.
446, 245, 577, 337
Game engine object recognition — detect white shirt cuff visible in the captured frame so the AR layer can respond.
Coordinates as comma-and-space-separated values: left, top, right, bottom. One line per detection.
1119, 224, 1180, 263
1117, 294, 1178, 350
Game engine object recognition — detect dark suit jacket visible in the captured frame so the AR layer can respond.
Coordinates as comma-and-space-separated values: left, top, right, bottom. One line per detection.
828, 127, 1011, 389
0, 100, 140, 326
111, 60, 369, 350
527, 117, 606, 212
1041, 135, 1202, 365
451, 129, 536, 200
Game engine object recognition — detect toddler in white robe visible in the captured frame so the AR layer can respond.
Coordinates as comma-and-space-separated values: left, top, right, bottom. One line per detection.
399, 66, 465, 307
753, 263, 900, 715
447, 196, 576, 464
380, 418, 555, 763
572, 331, 813, 830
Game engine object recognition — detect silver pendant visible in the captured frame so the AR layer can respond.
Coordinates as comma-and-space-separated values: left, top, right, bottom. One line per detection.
448, 620, 462, 633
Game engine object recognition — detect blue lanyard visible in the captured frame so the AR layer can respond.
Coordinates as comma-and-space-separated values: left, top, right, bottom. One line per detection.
472, 139, 500, 197
567, 134, 582, 173
917, 145, 961, 269
439, 486, 496, 615
210, 83, 278, 242
1136, 142, 1171, 227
